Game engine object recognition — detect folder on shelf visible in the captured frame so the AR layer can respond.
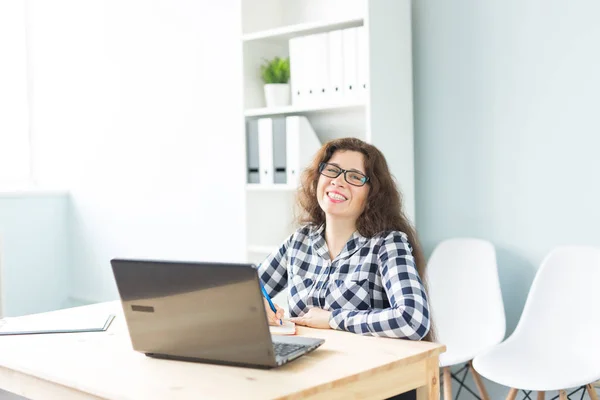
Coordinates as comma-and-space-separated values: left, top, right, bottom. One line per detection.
342, 27, 358, 100
303, 34, 318, 105
286, 116, 321, 187
258, 118, 274, 184
247, 116, 321, 188
356, 26, 368, 99
271, 117, 287, 184
289, 36, 305, 105
328, 29, 344, 103
313, 32, 330, 105
291, 31, 348, 107
246, 119, 260, 184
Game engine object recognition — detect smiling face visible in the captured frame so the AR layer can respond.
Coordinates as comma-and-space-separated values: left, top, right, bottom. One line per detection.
316, 150, 370, 224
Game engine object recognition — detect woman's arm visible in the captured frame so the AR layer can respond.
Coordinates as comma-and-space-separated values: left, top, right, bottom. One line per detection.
257, 235, 291, 298
328, 231, 431, 340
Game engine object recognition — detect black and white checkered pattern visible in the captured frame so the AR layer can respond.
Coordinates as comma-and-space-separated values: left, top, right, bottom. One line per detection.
258, 224, 431, 340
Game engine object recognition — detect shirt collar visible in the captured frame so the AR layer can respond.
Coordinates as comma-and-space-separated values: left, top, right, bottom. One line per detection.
309, 224, 369, 261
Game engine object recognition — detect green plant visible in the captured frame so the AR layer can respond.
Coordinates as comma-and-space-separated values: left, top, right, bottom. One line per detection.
260, 56, 290, 84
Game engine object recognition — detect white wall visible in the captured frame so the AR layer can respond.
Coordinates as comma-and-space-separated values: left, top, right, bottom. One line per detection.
28, 0, 246, 303
412, 0, 600, 398
0, 1, 31, 185
0, 193, 70, 317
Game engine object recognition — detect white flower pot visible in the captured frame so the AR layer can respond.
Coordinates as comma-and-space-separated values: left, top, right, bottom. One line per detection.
264, 84, 290, 107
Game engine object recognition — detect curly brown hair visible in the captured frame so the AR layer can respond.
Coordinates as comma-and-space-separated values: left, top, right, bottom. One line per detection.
296, 137, 435, 341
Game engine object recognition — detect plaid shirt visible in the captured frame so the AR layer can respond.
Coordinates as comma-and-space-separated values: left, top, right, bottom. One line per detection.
258, 224, 431, 340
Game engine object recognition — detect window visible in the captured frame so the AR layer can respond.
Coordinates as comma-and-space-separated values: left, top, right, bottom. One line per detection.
0, 1, 31, 186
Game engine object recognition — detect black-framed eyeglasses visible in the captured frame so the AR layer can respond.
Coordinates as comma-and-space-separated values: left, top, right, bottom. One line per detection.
318, 162, 370, 187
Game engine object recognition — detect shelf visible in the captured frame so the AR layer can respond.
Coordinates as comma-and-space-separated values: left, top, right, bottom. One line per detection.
247, 245, 278, 254
242, 17, 364, 43
246, 184, 297, 192
245, 101, 365, 118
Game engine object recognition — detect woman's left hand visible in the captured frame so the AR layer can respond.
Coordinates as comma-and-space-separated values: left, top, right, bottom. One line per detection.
289, 308, 332, 329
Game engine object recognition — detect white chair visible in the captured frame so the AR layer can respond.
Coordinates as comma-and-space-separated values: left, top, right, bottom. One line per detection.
427, 238, 506, 400
473, 246, 600, 400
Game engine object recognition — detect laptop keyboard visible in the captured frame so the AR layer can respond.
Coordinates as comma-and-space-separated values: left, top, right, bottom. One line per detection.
273, 342, 306, 358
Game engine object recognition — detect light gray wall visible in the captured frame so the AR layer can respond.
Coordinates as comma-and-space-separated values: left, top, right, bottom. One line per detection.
0, 193, 70, 317
28, 0, 246, 303
412, 0, 600, 398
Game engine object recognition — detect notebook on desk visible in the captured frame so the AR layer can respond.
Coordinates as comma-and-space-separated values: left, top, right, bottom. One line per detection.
269, 320, 296, 335
0, 310, 115, 336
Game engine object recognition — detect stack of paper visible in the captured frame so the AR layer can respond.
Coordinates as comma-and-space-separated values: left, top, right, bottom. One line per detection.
0, 310, 115, 336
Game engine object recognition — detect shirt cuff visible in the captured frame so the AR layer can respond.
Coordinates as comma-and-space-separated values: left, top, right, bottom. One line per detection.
329, 309, 347, 331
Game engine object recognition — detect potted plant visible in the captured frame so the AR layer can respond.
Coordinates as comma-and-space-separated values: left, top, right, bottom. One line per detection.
260, 56, 290, 107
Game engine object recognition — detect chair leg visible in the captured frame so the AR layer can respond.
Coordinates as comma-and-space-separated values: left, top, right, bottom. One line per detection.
558, 390, 567, 400
443, 367, 452, 400
469, 361, 490, 400
536, 391, 544, 400
587, 384, 599, 400
506, 388, 518, 400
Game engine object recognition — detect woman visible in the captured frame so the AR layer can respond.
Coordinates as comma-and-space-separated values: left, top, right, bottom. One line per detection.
258, 138, 432, 399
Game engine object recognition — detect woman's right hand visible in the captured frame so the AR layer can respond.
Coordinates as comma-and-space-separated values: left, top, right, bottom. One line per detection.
264, 298, 285, 326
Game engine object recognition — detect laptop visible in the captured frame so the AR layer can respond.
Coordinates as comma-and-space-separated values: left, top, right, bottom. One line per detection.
110, 259, 324, 369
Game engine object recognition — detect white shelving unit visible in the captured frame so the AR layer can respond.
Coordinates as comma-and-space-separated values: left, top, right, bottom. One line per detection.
242, 17, 364, 43
241, 0, 415, 265
244, 100, 364, 118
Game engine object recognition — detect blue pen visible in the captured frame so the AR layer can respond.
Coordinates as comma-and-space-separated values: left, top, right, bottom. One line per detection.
260, 282, 282, 325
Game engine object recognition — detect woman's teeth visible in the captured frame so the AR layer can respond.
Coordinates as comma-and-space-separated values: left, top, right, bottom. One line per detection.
327, 192, 347, 201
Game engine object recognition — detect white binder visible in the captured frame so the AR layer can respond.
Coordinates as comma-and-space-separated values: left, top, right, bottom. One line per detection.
286, 116, 321, 187
356, 26, 368, 100
313, 32, 330, 105
328, 29, 344, 103
289, 36, 305, 105
303, 34, 319, 105
342, 27, 358, 100
271, 117, 287, 184
257, 118, 274, 184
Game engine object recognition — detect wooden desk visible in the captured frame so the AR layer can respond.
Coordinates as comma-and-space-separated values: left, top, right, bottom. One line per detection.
0, 302, 445, 400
